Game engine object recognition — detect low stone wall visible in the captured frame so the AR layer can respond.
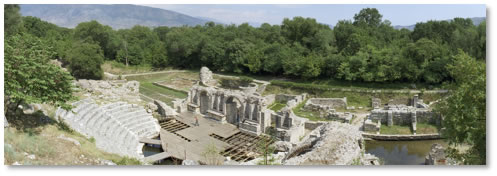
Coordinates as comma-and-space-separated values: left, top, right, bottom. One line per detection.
304, 121, 325, 130
363, 119, 380, 133
370, 108, 439, 126
154, 100, 178, 117
362, 133, 442, 141
305, 98, 347, 111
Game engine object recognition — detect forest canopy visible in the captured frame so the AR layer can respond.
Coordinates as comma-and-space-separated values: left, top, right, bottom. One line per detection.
6, 7, 486, 84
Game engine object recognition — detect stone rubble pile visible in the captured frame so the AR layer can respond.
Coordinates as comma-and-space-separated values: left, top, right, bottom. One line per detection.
283, 122, 364, 165
76, 79, 141, 104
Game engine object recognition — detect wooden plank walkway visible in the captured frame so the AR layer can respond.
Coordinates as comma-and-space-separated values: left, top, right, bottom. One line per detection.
143, 151, 171, 163
139, 138, 161, 145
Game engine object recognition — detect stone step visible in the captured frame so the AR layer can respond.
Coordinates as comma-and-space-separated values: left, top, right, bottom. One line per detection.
102, 117, 121, 138
94, 114, 115, 136
107, 104, 133, 115
120, 113, 153, 126
114, 109, 147, 122
129, 122, 154, 137
123, 116, 154, 130
86, 111, 106, 130
80, 106, 102, 127
101, 102, 122, 110
88, 113, 111, 137
121, 112, 151, 125
130, 121, 156, 137
106, 120, 124, 140
109, 126, 128, 150
74, 104, 98, 123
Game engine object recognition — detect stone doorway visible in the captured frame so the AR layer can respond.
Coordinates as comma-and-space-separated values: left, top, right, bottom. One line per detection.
200, 91, 209, 114
226, 97, 242, 125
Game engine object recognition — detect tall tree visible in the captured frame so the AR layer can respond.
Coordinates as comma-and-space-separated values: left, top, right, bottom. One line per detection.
4, 4, 23, 37
4, 34, 75, 116
353, 8, 383, 27
436, 51, 486, 165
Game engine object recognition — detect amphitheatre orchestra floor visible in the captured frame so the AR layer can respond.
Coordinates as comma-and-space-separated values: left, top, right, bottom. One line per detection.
142, 111, 268, 164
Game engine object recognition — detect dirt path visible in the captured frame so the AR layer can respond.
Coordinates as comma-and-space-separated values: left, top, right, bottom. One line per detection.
351, 112, 368, 131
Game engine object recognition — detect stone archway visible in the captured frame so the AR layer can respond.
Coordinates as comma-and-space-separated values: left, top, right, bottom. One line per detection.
199, 91, 209, 114
225, 96, 243, 125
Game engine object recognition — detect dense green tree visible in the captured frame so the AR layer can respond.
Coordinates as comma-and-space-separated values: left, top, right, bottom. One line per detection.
67, 42, 105, 79
116, 25, 167, 67
353, 8, 383, 27
74, 21, 119, 60
4, 34, 75, 116
281, 17, 328, 48
436, 51, 486, 165
4, 4, 23, 37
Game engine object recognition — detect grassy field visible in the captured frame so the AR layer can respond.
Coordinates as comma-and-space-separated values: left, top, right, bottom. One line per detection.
4, 109, 141, 165
126, 71, 196, 104
101, 60, 162, 75
379, 123, 439, 135
416, 123, 440, 134
380, 125, 413, 135
268, 102, 286, 112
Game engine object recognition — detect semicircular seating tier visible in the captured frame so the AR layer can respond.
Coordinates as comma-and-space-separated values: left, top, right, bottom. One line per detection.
55, 98, 160, 159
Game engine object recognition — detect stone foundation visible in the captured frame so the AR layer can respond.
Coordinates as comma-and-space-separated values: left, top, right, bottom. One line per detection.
304, 97, 347, 112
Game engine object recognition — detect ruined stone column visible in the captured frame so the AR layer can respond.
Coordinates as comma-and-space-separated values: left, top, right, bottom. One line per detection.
413, 94, 419, 108
411, 111, 417, 134
387, 110, 393, 126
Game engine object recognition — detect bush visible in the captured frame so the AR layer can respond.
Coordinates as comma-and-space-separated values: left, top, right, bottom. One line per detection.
113, 156, 142, 165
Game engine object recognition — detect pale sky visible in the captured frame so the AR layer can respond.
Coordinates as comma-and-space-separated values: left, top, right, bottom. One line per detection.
141, 4, 486, 26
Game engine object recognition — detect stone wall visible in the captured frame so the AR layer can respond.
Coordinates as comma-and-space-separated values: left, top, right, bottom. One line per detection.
304, 121, 325, 130
264, 94, 276, 106
363, 119, 380, 133
369, 104, 439, 126
187, 84, 271, 135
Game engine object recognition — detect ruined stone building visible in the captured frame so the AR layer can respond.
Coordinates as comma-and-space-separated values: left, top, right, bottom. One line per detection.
365, 95, 441, 134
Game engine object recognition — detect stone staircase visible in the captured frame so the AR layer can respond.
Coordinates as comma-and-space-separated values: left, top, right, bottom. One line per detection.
55, 98, 160, 159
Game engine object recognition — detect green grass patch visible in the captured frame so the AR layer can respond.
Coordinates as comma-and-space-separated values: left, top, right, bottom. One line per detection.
141, 82, 187, 99
101, 60, 158, 75
416, 123, 440, 134
380, 125, 413, 135
292, 99, 326, 122
268, 102, 286, 112
126, 71, 197, 83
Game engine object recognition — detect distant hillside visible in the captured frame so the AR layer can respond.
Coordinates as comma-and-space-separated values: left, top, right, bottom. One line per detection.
19, 4, 209, 29
394, 17, 486, 31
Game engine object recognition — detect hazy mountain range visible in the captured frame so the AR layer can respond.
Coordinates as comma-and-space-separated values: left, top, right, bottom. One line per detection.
20, 4, 485, 30
19, 4, 209, 29
394, 17, 486, 30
